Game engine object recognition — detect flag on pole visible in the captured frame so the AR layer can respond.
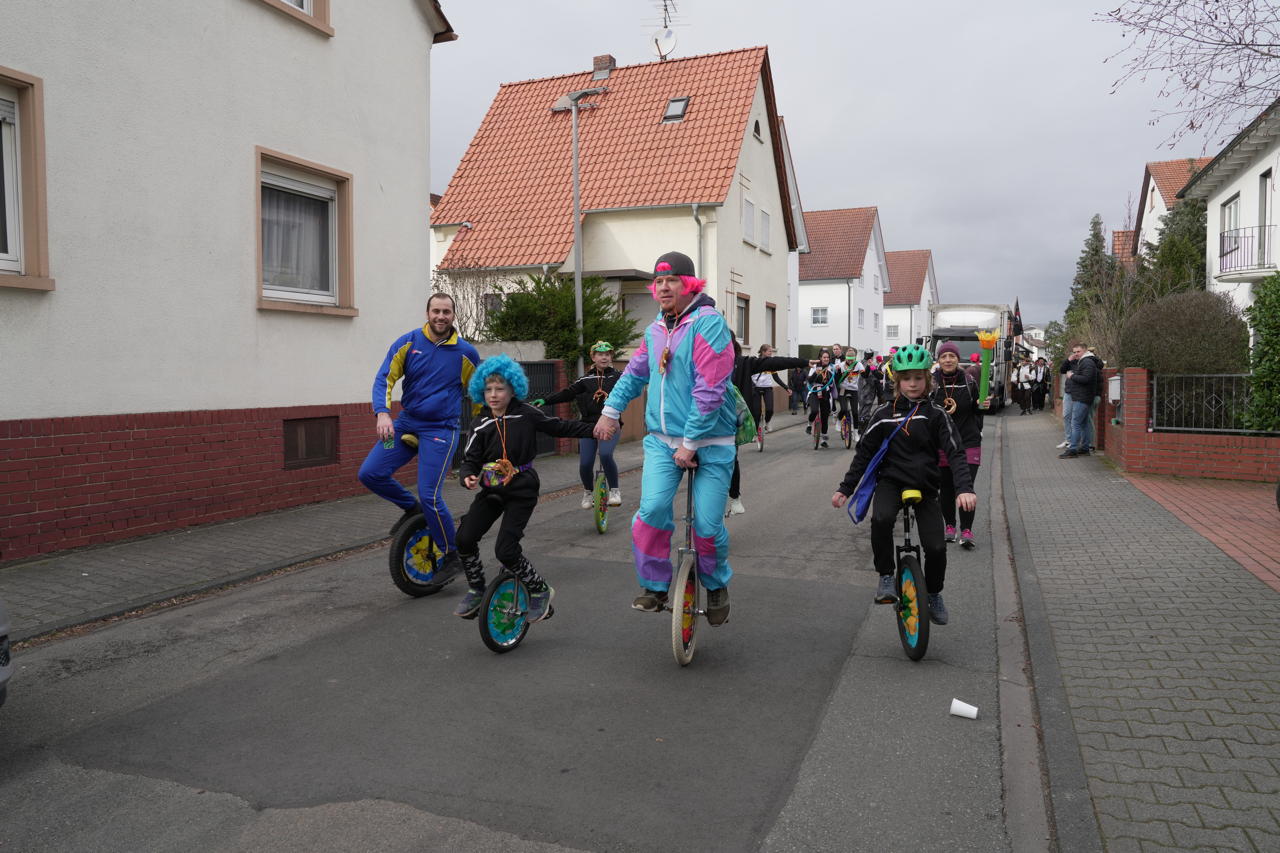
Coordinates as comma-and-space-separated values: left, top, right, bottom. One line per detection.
1013, 298, 1023, 341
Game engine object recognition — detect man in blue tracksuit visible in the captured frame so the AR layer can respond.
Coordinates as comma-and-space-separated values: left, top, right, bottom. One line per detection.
358, 292, 479, 580
594, 251, 736, 626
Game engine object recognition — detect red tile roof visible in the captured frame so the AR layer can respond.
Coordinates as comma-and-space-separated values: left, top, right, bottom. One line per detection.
1148, 157, 1213, 205
434, 47, 793, 271
883, 250, 932, 306
798, 208, 878, 280
1111, 229, 1135, 257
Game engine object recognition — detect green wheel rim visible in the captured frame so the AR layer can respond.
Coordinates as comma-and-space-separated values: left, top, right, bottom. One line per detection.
593, 471, 608, 534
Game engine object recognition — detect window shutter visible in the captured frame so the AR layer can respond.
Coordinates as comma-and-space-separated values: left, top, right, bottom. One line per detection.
0, 98, 15, 124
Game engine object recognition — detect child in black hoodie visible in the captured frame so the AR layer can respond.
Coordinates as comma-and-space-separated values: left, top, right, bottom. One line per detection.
831, 344, 976, 625
453, 355, 594, 622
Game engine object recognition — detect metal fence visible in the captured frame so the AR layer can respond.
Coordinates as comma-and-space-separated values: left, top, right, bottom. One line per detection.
453, 360, 564, 465
1150, 374, 1255, 433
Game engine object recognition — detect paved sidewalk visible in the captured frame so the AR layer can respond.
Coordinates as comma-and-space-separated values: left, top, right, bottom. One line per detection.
1004, 412, 1280, 853
0, 412, 811, 643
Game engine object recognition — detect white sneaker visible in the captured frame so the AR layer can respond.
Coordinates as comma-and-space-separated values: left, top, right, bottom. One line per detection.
608, 488, 622, 506
580, 491, 593, 509
727, 498, 746, 516
1055, 441, 1069, 449
764, 423, 772, 433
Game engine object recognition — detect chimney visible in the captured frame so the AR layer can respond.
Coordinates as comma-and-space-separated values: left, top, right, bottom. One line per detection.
592, 54, 617, 80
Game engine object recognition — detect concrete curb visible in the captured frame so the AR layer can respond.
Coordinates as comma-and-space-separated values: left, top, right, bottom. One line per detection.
1001, 420, 1105, 852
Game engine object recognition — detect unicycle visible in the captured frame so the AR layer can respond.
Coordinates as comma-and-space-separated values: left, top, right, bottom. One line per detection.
478, 567, 554, 653
894, 489, 931, 661
839, 408, 854, 449
592, 468, 609, 534
667, 467, 703, 666
755, 419, 765, 452
388, 514, 456, 597
812, 415, 821, 450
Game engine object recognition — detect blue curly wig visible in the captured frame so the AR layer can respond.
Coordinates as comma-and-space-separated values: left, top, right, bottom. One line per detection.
468, 354, 529, 402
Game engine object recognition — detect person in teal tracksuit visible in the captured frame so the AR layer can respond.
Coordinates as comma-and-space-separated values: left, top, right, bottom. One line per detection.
358, 292, 479, 582
593, 251, 736, 627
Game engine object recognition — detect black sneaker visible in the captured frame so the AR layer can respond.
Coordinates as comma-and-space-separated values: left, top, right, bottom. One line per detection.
1058, 450, 1078, 459
390, 506, 421, 535
927, 593, 949, 625
526, 584, 555, 622
454, 587, 485, 619
706, 586, 730, 626
875, 574, 897, 604
804, 424, 812, 435
632, 589, 669, 612
432, 551, 462, 586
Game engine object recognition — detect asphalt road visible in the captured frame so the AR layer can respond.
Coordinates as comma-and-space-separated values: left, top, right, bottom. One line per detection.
0, 428, 1010, 852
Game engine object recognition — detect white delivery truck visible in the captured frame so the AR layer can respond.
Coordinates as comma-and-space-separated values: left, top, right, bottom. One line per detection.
926, 303, 1013, 410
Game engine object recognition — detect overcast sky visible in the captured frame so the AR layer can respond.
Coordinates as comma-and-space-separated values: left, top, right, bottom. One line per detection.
430, 0, 1217, 328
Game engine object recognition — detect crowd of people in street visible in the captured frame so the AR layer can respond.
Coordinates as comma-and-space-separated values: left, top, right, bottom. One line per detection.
358, 253, 1130, 640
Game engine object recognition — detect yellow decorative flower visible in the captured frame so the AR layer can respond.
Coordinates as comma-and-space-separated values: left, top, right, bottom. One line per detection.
977, 330, 999, 350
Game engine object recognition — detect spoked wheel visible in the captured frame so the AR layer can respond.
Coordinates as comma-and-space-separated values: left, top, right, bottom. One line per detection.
670, 552, 700, 666
479, 573, 530, 653
388, 515, 452, 597
755, 423, 765, 452
812, 421, 821, 450
895, 555, 931, 661
841, 415, 853, 448
593, 470, 609, 534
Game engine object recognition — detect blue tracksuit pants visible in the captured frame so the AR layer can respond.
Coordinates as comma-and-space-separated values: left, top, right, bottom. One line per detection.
631, 435, 734, 592
357, 423, 459, 552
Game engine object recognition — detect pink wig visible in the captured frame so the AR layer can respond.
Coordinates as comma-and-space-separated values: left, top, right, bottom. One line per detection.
648, 262, 706, 298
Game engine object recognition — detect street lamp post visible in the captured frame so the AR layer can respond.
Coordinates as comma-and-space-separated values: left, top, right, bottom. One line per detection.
552, 86, 607, 378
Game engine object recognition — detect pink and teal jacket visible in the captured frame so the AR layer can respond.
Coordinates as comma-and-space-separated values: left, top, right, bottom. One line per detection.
602, 294, 736, 449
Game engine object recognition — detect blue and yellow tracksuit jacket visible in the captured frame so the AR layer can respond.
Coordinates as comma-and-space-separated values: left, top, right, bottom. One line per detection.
372, 326, 479, 429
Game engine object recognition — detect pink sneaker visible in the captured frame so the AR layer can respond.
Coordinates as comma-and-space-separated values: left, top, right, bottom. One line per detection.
960, 529, 975, 550
945, 524, 957, 542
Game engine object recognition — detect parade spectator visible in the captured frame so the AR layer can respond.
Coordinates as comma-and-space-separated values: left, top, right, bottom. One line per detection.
1059, 343, 1100, 458
1056, 350, 1077, 449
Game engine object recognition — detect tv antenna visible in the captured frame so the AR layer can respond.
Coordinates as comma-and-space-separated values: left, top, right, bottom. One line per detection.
647, 0, 681, 61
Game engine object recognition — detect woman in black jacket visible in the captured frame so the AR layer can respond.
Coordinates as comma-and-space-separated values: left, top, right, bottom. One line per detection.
931, 341, 989, 549
726, 335, 809, 515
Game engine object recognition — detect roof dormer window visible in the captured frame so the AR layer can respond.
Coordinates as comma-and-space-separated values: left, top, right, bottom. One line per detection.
662, 97, 690, 123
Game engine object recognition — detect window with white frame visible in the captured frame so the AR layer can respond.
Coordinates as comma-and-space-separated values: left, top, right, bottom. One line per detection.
735, 295, 749, 344
253, 0, 333, 36
742, 197, 756, 244
811, 307, 828, 327
0, 89, 19, 274
1221, 193, 1241, 258
873, 312, 880, 331
857, 308, 865, 328
873, 273, 880, 292
262, 169, 337, 303
886, 324, 899, 339
765, 304, 776, 346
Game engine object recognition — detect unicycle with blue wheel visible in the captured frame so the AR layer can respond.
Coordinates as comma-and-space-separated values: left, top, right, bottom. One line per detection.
388, 514, 455, 597
894, 489, 931, 661
592, 469, 609, 534
479, 568, 553, 653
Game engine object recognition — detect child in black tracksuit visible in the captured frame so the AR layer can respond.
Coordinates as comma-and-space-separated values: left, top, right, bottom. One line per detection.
930, 341, 988, 549
453, 355, 593, 622
831, 345, 975, 625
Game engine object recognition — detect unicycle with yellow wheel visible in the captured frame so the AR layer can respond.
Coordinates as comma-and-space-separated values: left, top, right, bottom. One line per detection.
388, 514, 455, 597
894, 488, 931, 661
592, 468, 609, 534
667, 467, 706, 666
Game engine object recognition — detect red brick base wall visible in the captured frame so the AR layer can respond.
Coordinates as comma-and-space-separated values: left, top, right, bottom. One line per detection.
1108, 367, 1280, 482
1, 403, 394, 563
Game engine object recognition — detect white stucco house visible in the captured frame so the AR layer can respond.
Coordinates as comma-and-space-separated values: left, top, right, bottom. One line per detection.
0, 0, 456, 561
431, 48, 804, 355
797, 207, 889, 355
1179, 100, 1280, 328
1131, 157, 1213, 257
883, 249, 939, 350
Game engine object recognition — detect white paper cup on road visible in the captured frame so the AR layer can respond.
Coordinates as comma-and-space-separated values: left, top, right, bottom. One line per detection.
950, 698, 978, 719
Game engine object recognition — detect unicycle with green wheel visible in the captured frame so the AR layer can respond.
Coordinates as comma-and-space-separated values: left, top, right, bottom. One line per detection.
592, 468, 609, 534
668, 467, 703, 666
388, 514, 455, 597
894, 488, 931, 661
478, 567, 554, 653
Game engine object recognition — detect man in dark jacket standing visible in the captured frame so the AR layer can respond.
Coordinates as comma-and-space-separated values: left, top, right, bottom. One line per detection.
1059, 343, 1099, 458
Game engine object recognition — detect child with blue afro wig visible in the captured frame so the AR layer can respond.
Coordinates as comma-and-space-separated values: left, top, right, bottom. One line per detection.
453, 352, 594, 624
468, 353, 529, 402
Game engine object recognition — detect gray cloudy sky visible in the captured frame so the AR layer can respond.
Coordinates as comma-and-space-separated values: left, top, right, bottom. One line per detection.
430, 0, 1216, 328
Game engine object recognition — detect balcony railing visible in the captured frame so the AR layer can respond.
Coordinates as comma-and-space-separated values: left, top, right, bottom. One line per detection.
1218, 225, 1276, 274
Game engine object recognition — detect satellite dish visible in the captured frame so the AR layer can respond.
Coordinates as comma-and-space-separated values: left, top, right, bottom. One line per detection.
650, 27, 677, 59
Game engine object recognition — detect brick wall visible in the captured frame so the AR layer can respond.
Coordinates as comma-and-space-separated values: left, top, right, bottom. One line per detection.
0, 403, 386, 563
1110, 367, 1280, 482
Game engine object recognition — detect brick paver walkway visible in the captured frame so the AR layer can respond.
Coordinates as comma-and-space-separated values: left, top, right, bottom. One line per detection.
1006, 413, 1280, 853
1126, 474, 1280, 593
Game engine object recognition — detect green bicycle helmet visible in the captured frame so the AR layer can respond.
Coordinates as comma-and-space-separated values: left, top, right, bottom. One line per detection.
590, 340, 615, 353
891, 343, 933, 372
